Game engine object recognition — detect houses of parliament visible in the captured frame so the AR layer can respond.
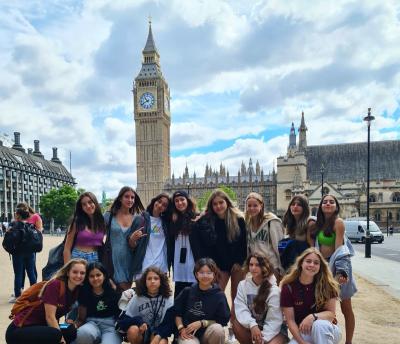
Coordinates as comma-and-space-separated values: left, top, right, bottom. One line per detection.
134, 22, 400, 228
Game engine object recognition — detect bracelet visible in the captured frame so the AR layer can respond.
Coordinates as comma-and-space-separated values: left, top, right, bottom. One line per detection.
177, 324, 184, 332
312, 313, 318, 321
201, 320, 208, 328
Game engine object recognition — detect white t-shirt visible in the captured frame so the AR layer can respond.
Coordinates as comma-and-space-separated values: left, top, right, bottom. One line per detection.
140, 216, 168, 276
173, 233, 196, 283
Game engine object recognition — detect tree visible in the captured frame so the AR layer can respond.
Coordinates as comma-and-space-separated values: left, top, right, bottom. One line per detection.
197, 185, 238, 211
40, 185, 79, 227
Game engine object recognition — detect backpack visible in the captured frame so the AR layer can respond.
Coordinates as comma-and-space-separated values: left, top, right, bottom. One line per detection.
2, 221, 43, 254
10, 280, 65, 327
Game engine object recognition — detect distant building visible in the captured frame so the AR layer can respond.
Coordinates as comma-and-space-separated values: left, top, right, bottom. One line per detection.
0, 132, 75, 221
277, 112, 400, 227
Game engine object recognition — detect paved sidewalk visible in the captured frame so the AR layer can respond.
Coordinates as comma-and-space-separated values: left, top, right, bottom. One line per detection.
352, 249, 400, 299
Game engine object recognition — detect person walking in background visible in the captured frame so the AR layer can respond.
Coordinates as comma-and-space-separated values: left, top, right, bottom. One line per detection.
233, 253, 286, 344
280, 248, 341, 344
104, 186, 145, 291
245, 192, 285, 280
174, 258, 230, 344
64, 192, 105, 264
129, 193, 171, 281
168, 190, 203, 298
281, 195, 312, 271
310, 195, 357, 344
74, 262, 122, 344
5, 258, 87, 344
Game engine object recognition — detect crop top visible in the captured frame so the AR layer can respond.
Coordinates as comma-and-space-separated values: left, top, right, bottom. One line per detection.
75, 228, 104, 247
317, 230, 336, 247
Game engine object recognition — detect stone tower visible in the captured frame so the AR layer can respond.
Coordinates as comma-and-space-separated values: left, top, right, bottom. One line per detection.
134, 20, 171, 205
298, 111, 307, 152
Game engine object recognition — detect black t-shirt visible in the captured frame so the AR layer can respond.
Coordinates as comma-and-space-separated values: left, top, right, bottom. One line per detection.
78, 287, 120, 318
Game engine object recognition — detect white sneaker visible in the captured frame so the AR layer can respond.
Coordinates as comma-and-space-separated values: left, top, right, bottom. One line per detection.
8, 296, 17, 303
226, 327, 236, 344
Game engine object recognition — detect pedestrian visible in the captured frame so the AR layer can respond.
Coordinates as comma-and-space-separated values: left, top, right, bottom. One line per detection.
7, 207, 40, 303
5, 258, 87, 344
389, 225, 394, 236
168, 190, 203, 298
63, 192, 106, 264
74, 262, 122, 344
281, 195, 312, 271
233, 253, 287, 344
174, 258, 230, 344
280, 248, 341, 344
129, 193, 171, 281
118, 266, 173, 344
245, 192, 285, 279
310, 195, 357, 344
104, 186, 145, 291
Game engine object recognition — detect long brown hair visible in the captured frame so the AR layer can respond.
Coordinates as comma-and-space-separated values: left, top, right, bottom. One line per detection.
245, 253, 274, 314
110, 186, 144, 215
206, 189, 243, 242
245, 192, 276, 230
316, 194, 340, 236
72, 192, 105, 233
282, 195, 310, 238
170, 190, 198, 238
280, 248, 339, 310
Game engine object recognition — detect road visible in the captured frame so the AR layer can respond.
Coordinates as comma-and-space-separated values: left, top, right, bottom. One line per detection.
352, 233, 400, 262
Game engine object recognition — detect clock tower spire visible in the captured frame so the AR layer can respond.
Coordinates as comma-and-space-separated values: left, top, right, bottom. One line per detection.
134, 20, 171, 205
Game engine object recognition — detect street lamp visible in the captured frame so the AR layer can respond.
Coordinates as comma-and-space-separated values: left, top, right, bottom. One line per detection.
363, 108, 375, 258
320, 164, 325, 197
186, 182, 191, 195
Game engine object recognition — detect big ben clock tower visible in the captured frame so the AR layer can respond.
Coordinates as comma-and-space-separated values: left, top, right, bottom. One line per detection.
134, 20, 171, 205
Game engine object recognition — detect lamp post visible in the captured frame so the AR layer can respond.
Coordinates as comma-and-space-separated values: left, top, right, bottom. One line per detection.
363, 108, 375, 258
320, 164, 325, 197
186, 182, 191, 196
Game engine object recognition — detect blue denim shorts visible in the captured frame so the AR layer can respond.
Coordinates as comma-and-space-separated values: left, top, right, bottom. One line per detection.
71, 248, 99, 263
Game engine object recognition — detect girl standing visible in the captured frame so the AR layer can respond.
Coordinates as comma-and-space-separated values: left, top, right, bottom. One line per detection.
16, 202, 43, 231
175, 258, 230, 344
120, 266, 173, 344
281, 195, 312, 271
64, 192, 105, 264
311, 195, 357, 344
245, 192, 285, 278
280, 248, 341, 344
168, 190, 202, 297
197, 189, 247, 306
233, 253, 286, 344
75, 262, 121, 344
104, 186, 144, 291
129, 193, 170, 280
5, 258, 87, 344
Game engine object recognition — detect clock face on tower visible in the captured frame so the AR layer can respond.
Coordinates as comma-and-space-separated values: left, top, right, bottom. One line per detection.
139, 92, 155, 109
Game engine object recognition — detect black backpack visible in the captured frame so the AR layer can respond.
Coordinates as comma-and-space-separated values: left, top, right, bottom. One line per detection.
2, 222, 43, 254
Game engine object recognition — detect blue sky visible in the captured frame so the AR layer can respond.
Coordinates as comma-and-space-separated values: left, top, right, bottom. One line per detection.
1, 0, 399, 199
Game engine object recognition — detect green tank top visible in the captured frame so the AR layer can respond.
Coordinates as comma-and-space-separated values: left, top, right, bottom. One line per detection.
317, 230, 336, 246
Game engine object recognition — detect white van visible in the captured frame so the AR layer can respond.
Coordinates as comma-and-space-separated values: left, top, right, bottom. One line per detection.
344, 219, 384, 244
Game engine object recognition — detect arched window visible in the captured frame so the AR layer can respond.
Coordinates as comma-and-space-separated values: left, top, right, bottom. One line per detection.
374, 212, 381, 221
323, 187, 330, 195
388, 212, 393, 220
393, 192, 400, 203
285, 189, 292, 201
311, 207, 318, 216
369, 194, 377, 202
397, 212, 400, 222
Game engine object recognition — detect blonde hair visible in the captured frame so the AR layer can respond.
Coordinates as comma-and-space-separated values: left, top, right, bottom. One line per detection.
39, 258, 87, 297
245, 192, 275, 230
280, 248, 339, 310
206, 189, 243, 242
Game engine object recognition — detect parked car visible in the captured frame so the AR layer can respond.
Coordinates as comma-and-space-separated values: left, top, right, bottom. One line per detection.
344, 219, 384, 244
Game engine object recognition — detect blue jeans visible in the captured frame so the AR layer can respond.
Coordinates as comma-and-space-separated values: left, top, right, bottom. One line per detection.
74, 317, 121, 344
71, 248, 99, 263
12, 252, 37, 297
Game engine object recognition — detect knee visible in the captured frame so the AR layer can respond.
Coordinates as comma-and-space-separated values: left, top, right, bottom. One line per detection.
126, 325, 140, 343
312, 319, 335, 336
206, 323, 225, 338
76, 327, 96, 344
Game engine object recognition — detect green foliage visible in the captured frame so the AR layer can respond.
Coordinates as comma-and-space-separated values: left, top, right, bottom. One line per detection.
39, 185, 79, 227
196, 185, 237, 211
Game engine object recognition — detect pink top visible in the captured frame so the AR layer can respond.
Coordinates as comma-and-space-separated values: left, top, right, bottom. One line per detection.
75, 227, 104, 247
26, 213, 41, 227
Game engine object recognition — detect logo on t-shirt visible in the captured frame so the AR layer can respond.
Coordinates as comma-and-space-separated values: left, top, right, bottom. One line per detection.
96, 300, 107, 312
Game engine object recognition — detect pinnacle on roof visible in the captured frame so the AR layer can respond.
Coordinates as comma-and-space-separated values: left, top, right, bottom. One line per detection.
143, 17, 158, 53
299, 111, 307, 130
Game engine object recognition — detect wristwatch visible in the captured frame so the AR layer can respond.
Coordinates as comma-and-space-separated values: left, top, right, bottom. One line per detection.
312, 313, 318, 321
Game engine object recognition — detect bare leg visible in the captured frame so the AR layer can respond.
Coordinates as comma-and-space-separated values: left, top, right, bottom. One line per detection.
340, 298, 355, 344
217, 270, 230, 291
232, 319, 252, 344
127, 325, 143, 344
118, 281, 133, 291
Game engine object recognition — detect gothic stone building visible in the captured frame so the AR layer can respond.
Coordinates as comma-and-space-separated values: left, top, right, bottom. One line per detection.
277, 112, 400, 228
0, 132, 75, 222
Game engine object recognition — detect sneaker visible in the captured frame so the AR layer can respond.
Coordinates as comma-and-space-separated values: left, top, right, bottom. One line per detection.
227, 327, 236, 344
8, 296, 17, 303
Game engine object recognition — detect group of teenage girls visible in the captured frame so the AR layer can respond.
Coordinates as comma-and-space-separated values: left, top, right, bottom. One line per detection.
5, 186, 357, 344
